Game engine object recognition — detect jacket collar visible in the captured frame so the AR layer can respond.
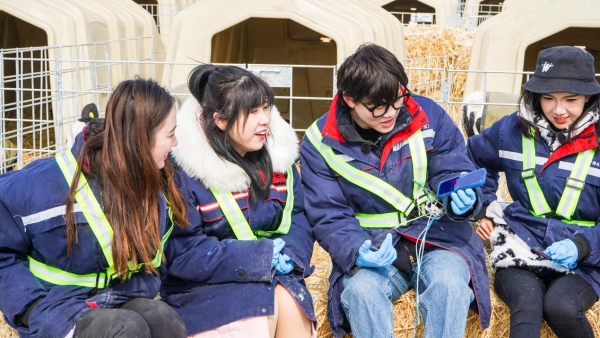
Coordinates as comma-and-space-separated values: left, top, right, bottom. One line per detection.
320, 93, 429, 168
543, 123, 598, 171
171, 96, 299, 193
519, 104, 600, 152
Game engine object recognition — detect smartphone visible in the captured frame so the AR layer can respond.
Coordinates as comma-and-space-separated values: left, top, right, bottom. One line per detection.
534, 249, 551, 260
436, 168, 487, 198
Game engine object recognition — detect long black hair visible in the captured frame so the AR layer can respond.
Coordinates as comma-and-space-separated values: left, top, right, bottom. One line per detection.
188, 64, 274, 201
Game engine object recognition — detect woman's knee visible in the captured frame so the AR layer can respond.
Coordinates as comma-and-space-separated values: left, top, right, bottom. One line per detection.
122, 298, 177, 320
120, 298, 186, 338
494, 268, 545, 311
543, 292, 583, 322
75, 309, 151, 338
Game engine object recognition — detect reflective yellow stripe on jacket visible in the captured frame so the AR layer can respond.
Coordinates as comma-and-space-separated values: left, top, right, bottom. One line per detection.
522, 133, 595, 226
305, 121, 433, 228
27, 151, 174, 287
211, 166, 295, 240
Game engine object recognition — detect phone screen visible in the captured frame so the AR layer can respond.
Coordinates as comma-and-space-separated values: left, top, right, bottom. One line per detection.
436, 168, 487, 198
437, 178, 458, 196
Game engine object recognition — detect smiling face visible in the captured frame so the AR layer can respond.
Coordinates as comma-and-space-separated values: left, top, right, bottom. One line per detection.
215, 103, 271, 157
540, 92, 590, 129
151, 106, 178, 169
343, 85, 407, 134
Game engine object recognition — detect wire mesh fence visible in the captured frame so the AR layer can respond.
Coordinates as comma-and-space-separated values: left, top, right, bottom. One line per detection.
0, 37, 157, 172
0, 37, 527, 205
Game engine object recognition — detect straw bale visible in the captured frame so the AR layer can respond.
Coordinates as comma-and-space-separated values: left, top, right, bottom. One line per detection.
3, 110, 55, 151
310, 243, 600, 338
0, 318, 17, 338
403, 25, 474, 103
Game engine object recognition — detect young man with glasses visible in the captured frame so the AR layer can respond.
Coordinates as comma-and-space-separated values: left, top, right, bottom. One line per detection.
300, 43, 491, 338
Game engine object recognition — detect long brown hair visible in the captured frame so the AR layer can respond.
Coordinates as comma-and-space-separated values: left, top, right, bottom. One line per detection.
65, 78, 188, 279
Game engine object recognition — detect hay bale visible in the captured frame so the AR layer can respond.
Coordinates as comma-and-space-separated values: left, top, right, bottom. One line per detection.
0, 317, 17, 338
402, 25, 474, 134
403, 25, 474, 103
3, 244, 599, 337
3, 109, 55, 151
310, 243, 600, 338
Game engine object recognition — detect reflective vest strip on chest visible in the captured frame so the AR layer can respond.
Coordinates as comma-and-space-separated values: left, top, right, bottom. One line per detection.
210, 165, 295, 240
28, 151, 173, 288
305, 122, 429, 228
521, 133, 595, 226
56, 151, 114, 265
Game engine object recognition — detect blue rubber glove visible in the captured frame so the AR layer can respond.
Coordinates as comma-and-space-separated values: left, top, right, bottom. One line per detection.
450, 188, 476, 215
356, 233, 397, 268
275, 253, 294, 275
543, 239, 578, 270
271, 238, 285, 269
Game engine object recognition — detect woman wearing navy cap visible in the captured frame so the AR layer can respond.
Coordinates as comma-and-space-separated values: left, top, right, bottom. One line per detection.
469, 46, 600, 337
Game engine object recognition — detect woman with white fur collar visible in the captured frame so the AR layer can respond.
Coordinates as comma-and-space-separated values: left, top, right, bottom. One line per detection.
469, 46, 600, 338
161, 64, 315, 338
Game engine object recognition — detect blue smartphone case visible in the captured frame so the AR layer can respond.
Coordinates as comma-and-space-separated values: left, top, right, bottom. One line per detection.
436, 168, 487, 198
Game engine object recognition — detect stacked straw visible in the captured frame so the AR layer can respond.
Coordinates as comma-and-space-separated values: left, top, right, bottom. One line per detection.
0, 322, 16, 338
403, 25, 474, 103
403, 25, 474, 135
310, 243, 600, 338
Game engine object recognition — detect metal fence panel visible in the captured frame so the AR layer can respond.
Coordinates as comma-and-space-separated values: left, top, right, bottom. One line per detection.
0, 36, 523, 204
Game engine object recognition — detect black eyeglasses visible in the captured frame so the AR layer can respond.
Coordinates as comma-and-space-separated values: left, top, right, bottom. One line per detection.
358, 89, 411, 118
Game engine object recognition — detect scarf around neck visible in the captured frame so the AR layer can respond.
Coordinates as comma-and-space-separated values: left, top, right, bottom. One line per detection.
518, 104, 599, 152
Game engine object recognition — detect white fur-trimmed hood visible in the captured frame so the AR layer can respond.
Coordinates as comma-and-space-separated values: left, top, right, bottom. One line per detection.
171, 95, 299, 192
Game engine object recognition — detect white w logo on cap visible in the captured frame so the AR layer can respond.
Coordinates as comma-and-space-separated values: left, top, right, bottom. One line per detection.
541, 61, 554, 72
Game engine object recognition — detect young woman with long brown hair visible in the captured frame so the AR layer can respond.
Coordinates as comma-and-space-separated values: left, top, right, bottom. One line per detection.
0, 78, 188, 338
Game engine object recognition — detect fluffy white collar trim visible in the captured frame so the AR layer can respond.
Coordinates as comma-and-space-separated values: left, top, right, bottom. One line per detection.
171, 96, 299, 193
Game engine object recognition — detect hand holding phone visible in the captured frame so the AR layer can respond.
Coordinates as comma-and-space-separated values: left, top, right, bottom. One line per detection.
436, 168, 487, 199
450, 189, 476, 215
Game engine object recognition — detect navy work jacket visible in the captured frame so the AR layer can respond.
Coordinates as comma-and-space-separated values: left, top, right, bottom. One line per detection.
162, 166, 315, 335
0, 136, 171, 338
468, 112, 600, 297
300, 94, 491, 337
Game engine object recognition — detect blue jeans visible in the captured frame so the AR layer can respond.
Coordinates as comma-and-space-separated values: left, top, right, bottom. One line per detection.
341, 249, 474, 338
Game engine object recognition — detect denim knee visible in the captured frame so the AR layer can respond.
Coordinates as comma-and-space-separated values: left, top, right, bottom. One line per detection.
341, 268, 392, 307
414, 250, 473, 302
